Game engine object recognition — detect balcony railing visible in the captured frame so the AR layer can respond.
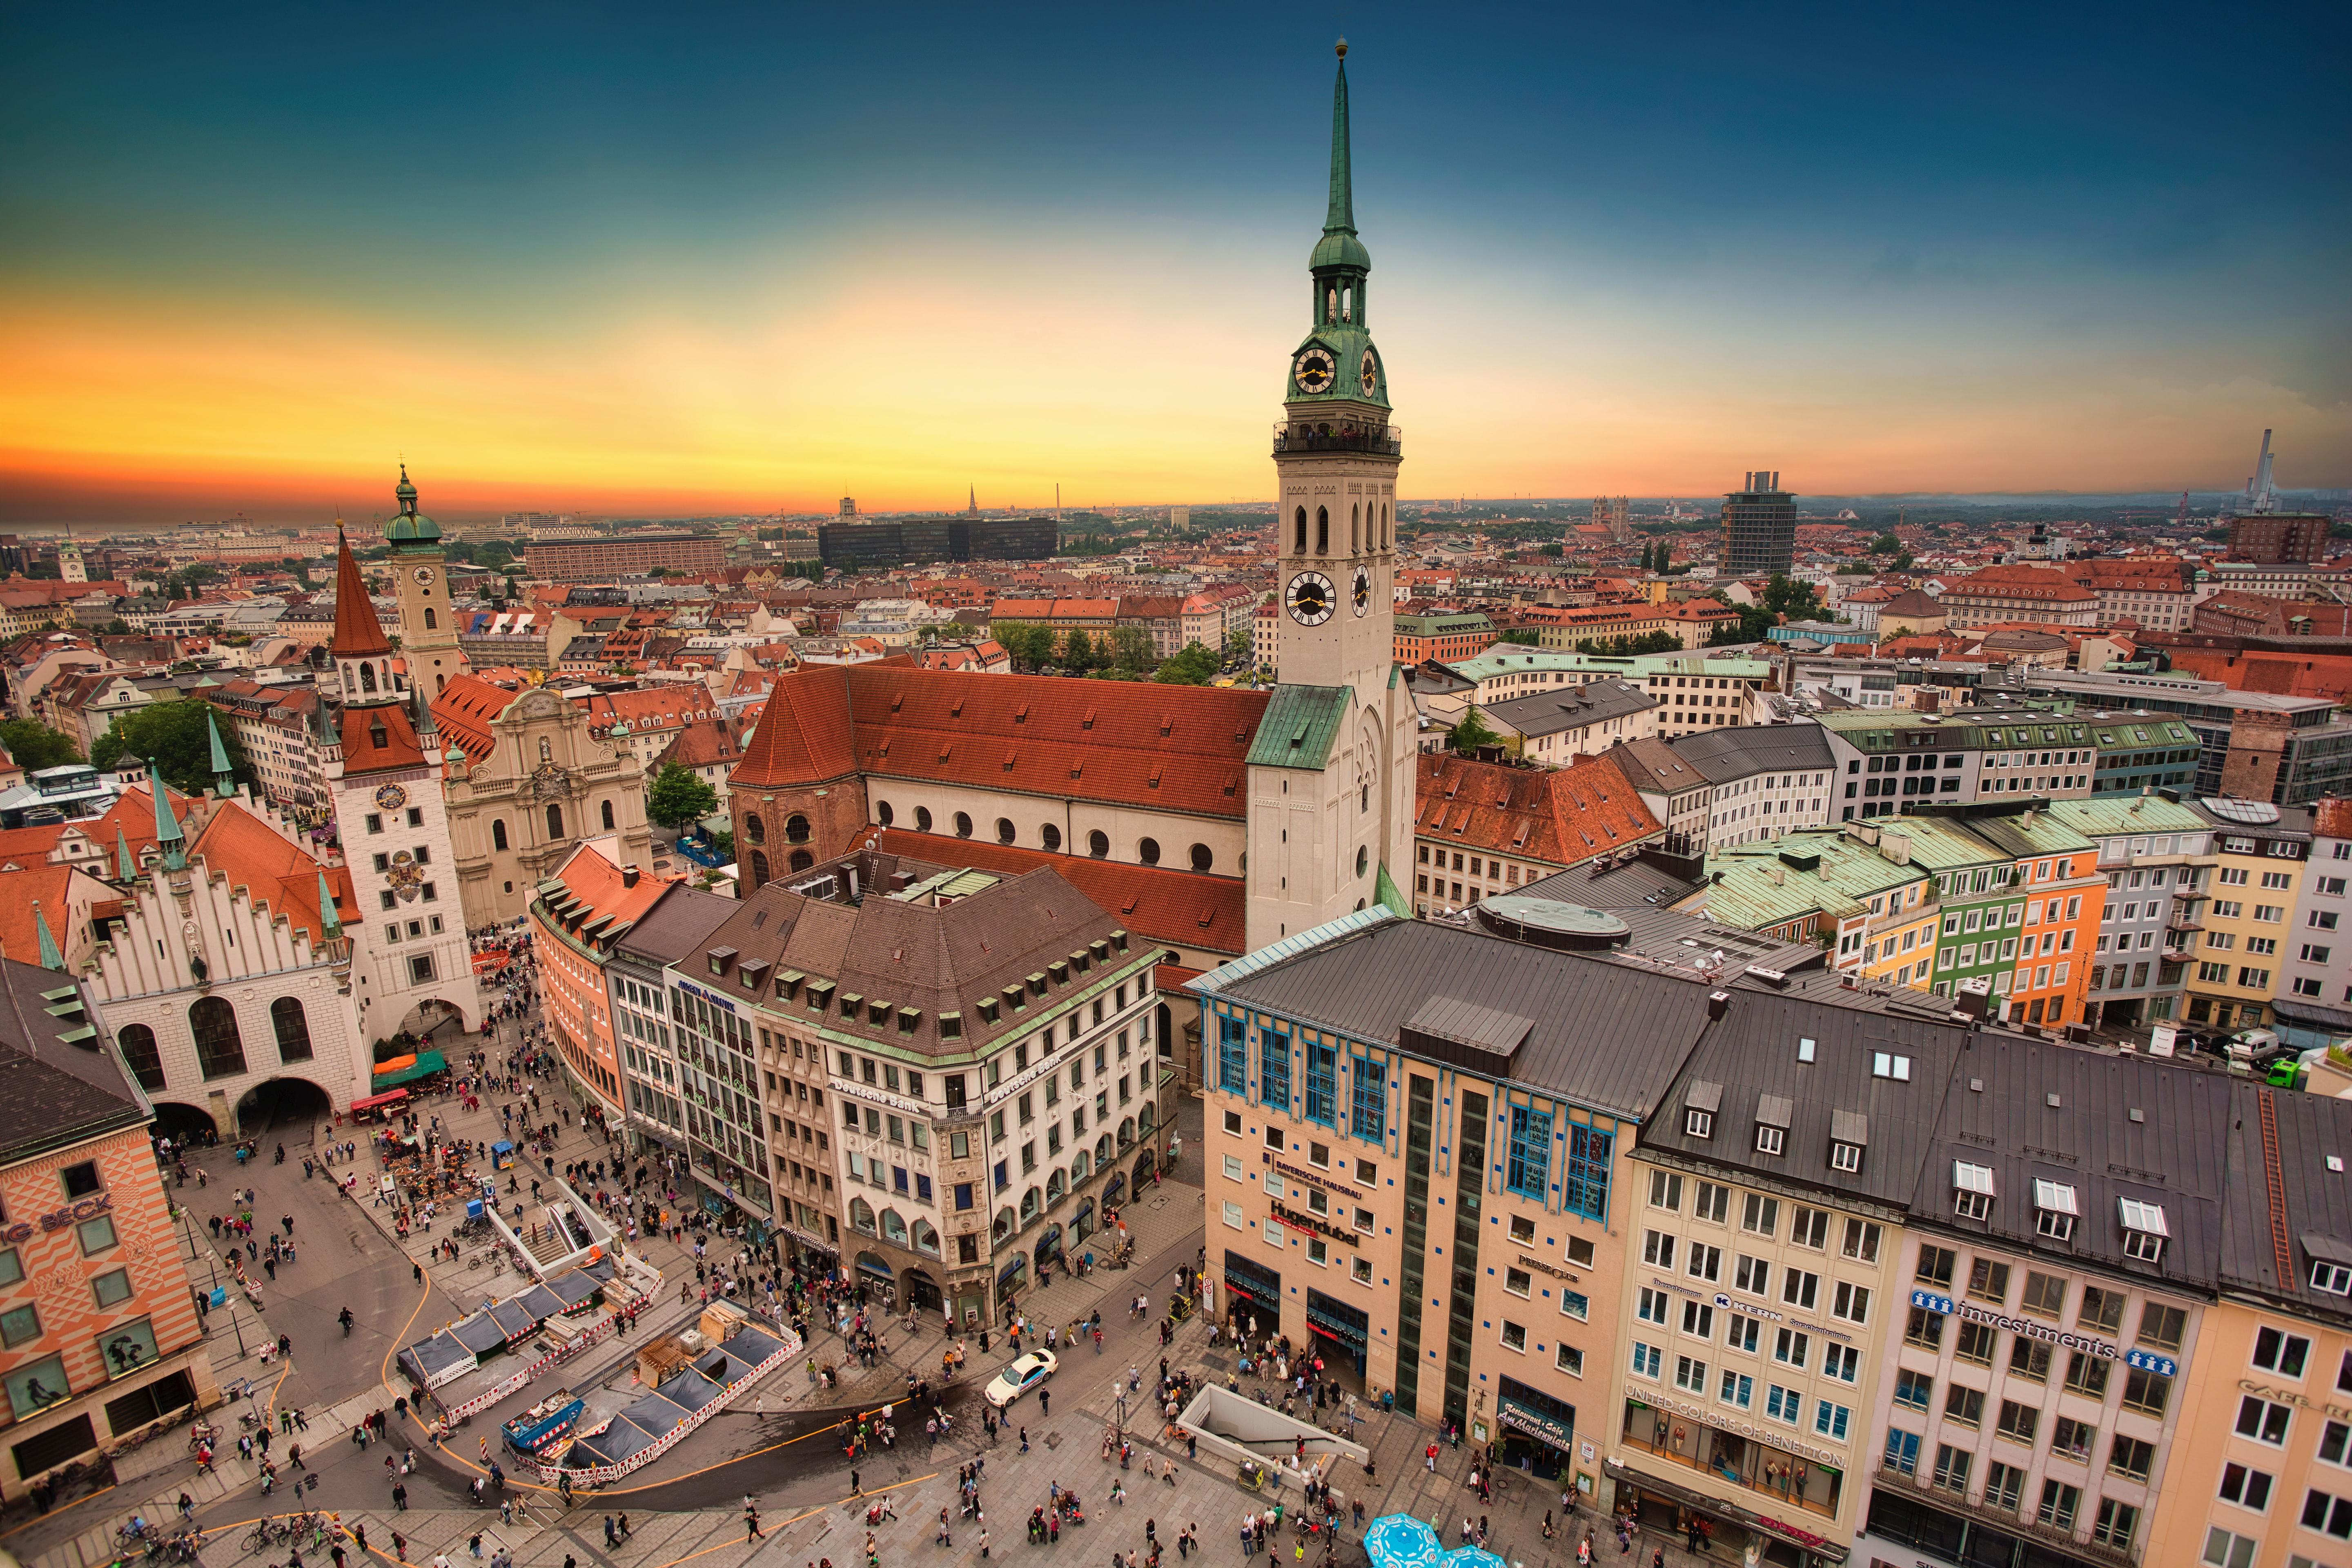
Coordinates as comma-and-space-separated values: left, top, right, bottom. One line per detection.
1272, 421, 1402, 458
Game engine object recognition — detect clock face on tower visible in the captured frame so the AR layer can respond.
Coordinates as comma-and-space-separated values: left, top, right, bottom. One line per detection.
1294, 347, 1336, 395
1352, 566, 1372, 615
1360, 349, 1379, 396
374, 783, 408, 811
1287, 571, 1336, 626
412, 566, 436, 588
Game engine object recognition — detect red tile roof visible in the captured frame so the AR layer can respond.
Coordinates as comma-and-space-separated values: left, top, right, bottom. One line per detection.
0, 864, 80, 967
865, 827, 1247, 958
330, 530, 392, 657
430, 673, 515, 762
340, 702, 428, 775
1414, 751, 1663, 868
850, 665, 1267, 820
728, 662, 861, 788
189, 802, 353, 947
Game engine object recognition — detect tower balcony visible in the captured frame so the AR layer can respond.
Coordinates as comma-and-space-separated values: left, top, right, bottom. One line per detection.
1273, 420, 1401, 458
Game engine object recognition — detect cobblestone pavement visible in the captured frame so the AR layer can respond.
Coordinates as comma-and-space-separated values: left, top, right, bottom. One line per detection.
5, 1033, 1726, 1568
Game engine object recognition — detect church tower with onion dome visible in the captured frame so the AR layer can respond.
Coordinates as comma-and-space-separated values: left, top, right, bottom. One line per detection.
324, 471, 481, 1051
385, 464, 468, 700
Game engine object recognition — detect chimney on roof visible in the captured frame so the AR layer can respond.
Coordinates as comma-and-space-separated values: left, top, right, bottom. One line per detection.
621, 865, 640, 888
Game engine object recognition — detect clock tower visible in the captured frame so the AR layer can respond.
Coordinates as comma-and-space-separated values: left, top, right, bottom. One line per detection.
1245, 40, 1416, 949
385, 465, 468, 700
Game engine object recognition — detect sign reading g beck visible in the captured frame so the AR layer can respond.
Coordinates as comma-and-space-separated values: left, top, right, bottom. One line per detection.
2, 1192, 111, 1245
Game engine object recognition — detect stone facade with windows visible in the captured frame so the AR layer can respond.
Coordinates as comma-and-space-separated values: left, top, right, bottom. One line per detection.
2046, 795, 2216, 1032
2184, 801, 2313, 1033
676, 848, 1167, 1325
1614, 992, 1972, 1563
1856, 1036, 2222, 1568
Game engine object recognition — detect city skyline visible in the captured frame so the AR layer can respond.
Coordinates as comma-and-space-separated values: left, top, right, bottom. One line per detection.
3, 1, 2346, 523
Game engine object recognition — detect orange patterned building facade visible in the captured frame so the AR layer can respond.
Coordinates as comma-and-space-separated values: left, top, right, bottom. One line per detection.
1, 960, 216, 1491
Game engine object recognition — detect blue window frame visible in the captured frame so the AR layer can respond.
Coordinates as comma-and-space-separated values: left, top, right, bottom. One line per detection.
1506, 1105, 1552, 1199
1218, 1015, 1249, 1094
1304, 1038, 1338, 1127
1564, 1123, 1613, 1220
1350, 1056, 1385, 1141
1260, 1029, 1291, 1109
1883, 1428, 1920, 1475
993, 1159, 1009, 1193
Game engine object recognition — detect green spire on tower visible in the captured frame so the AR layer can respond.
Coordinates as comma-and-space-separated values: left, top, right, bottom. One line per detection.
33, 902, 62, 971
318, 871, 343, 940
206, 708, 233, 797
1326, 40, 1353, 236
150, 760, 187, 873
1309, 40, 1370, 276
116, 826, 136, 882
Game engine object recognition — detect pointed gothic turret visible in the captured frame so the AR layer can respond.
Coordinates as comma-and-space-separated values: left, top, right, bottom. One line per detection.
33, 902, 62, 971
318, 870, 343, 941
116, 826, 136, 882
150, 761, 187, 873
206, 708, 234, 797
331, 527, 394, 663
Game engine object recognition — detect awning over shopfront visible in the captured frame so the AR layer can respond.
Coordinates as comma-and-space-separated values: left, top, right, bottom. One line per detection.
1603, 1460, 1849, 1564
371, 1050, 449, 1089
350, 1088, 410, 1112
1497, 1394, 1574, 1450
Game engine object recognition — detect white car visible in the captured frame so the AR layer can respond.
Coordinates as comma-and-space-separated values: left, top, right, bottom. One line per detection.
982, 1350, 1059, 1409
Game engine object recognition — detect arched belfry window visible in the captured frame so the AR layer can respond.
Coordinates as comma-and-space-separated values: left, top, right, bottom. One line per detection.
1294, 508, 1307, 555
1341, 286, 1352, 322
1326, 286, 1338, 323
1351, 504, 1360, 554
359, 664, 377, 693
1316, 508, 1329, 555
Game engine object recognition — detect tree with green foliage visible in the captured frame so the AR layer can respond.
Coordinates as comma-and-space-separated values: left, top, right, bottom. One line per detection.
1062, 629, 1099, 673
1762, 573, 1824, 622
1152, 642, 1221, 685
991, 621, 1053, 671
1109, 625, 1155, 674
1498, 628, 1541, 647
645, 764, 719, 831
1225, 627, 1252, 665
782, 558, 826, 581
1869, 532, 1902, 555
0, 719, 83, 770
1448, 705, 1501, 755
89, 700, 252, 795
102, 619, 133, 635
1572, 630, 1680, 656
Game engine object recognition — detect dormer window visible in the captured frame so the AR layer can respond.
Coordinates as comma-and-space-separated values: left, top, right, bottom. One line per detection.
1683, 1079, 1721, 1141
978, 998, 1000, 1025
2033, 1179, 2079, 1241
1754, 1094, 1793, 1158
1871, 1052, 1911, 1081
1953, 1161, 1996, 1221
1755, 1124, 1786, 1157
1830, 1142, 1862, 1173
2119, 1198, 2169, 1263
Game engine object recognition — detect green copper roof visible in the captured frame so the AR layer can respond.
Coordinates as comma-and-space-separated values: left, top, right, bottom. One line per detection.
116, 826, 135, 882
149, 759, 186, 872
1313, 45, 1370, 272
1375, 860, 1409, 919
2042, 794, 2210, 837
1246, 683, 1351, 772
206, 708, 233, 795
33, 903, 62, 971
385, 463, 441, 544
318, 871, 343, 939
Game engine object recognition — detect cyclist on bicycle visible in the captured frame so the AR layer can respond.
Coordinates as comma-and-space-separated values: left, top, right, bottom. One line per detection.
338, 1307, 354, 1336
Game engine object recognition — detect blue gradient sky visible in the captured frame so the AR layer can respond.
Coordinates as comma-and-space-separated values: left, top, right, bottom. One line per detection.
2, 1, 2345, 519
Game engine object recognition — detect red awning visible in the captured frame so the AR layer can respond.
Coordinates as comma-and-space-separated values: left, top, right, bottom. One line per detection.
350, 1088, 411, 1112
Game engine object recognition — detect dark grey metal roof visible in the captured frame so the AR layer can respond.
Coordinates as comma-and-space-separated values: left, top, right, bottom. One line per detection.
1403, 996, 1536, 1055
611, 882, 740, 966
1518, 852, 1706, 913
1667, 723, 1838, 786
2220, 1080, 2352, 1328
1206, 918, 1724, 1121
1909, 1033, 2234, 1290
1640, 989, 1978, 1207
1485, 679, 1657, 738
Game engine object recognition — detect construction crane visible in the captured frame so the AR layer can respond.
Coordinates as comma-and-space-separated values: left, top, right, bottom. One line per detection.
2174, 490, 2190, 527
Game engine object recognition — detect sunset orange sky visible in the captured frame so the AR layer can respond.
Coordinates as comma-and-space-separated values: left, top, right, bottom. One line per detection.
4, 4, 2344, 523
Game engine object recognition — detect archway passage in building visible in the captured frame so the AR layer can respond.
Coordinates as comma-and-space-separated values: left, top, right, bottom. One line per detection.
1131, 1149, 1159, 1190
234, 1076, 334, 1136
855, 1250, 895, 1303
393, 996, 478, 1049
151, 1100, 221, 1145
901, 1267, 942, 1316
